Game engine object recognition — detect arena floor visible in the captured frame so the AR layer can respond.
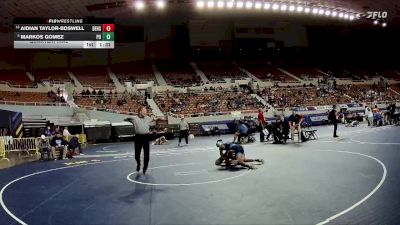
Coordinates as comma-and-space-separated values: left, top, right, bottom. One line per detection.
0, 124, 399, 225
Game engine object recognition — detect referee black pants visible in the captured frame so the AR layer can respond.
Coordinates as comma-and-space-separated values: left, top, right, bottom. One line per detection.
179, 130, 189, 144
333, 122, 338, 137
134, 134, 150, 171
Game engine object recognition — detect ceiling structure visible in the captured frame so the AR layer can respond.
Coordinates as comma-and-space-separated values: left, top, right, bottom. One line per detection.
0, 0, 399, 32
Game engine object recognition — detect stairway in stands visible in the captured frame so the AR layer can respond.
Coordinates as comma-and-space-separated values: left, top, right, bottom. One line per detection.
252, 94, 275, 111
152, 65, 167, 86
68, 71, 83, 88
106, 67, 124, 91
190, 62, 210, 83
146, 98, 164, 117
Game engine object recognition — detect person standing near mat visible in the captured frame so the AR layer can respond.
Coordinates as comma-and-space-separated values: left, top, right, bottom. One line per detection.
125, 106, 158, 174
178, 116, 189, 147
329, 105, 339, 138
257, 108, 267, 142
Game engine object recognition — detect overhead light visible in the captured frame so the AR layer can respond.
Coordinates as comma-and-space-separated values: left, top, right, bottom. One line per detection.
373, 20, 379, 25
344, 13, 349, 19
207, 0, 215, 8
280, 4, 287, 11
304, 7, 310, 13
245, 1, 253, 9
236, 1, 244, 8
217, 1, 224, 8
255, 2, 262, 9
318, 9, 324, 15
135, 0, 145, 10
156, 0, 165, 9
272, 3, 279, 10
325, 10, 331, 16
196, 1, 205, 8
382, 22, 387, 27
296, 6, 303, 12
338, 12, 344, 18
264, 3, 271, 9
227, 1, 234, 8
349, 15, 355, 20
312, 8, 318, 14
331, 11, 337, 17
289, 5, 295, 11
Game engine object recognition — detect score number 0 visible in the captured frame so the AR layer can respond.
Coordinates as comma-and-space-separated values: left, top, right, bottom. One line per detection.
102, 24, 115, 41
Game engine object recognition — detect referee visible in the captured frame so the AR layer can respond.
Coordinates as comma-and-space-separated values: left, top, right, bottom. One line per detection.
178, 116, 189, 147
126, 106, 157, 174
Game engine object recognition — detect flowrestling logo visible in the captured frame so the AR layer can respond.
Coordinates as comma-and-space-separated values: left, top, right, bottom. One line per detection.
366, 11, 388, 19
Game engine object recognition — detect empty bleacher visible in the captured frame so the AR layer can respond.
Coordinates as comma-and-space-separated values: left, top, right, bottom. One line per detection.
32, 68, 70, 83
111, 63, 157, 84
239, 63, 297, 82
0, 70, 32, 86
0, 91, 64, 104
72, 66, 114, 89
157, 63, 202, 87
197, 62, 248, 83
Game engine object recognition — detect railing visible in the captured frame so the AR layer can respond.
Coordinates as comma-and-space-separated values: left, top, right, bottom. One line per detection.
0, 81, 38, 89
82, 85, 116, 90
79, 105, 140, 116
0, 139, 8, 161
168, 109, 258, 118
73, 93, 145, 98
0, 134, 87, 155
0, 100, 69, 107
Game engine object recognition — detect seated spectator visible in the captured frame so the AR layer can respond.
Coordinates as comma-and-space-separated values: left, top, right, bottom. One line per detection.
63, 127, 71, 138
288, 111, 303, 140
68, 134, 83, 155
234, 121, 249, 144
39, 135, 53, 160
50, 132, 69, 160
43, 126, 52, 137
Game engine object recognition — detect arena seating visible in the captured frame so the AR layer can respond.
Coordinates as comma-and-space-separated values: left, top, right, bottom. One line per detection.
262, 86, 350, 108
346, 69, 375, 80
337, 84, 400, 102
379, 70, 400, 81
32, 68, 70, 83
72, 66, 114, 88
318, 67, 361, 80
197, 62, 248, 83
74, 93, 151, 114
154, 92, 263, 115
283, 67, 325, 79
157, 64, 202, 87
0, 70, 33, 86
239, 63, 297, 82
390, 84, 400, 94
0, 91, 64, 104
111, 63, 157, 84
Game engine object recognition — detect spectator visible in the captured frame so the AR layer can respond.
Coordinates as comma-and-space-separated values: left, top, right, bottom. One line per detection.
68, 134, 83, 155
288, 111, 303, 140
258, 108, 267, 142
39, 135, 52, 160
43, 126, 52, 137
63, 127, 71, 138
50, 132, 69, 160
